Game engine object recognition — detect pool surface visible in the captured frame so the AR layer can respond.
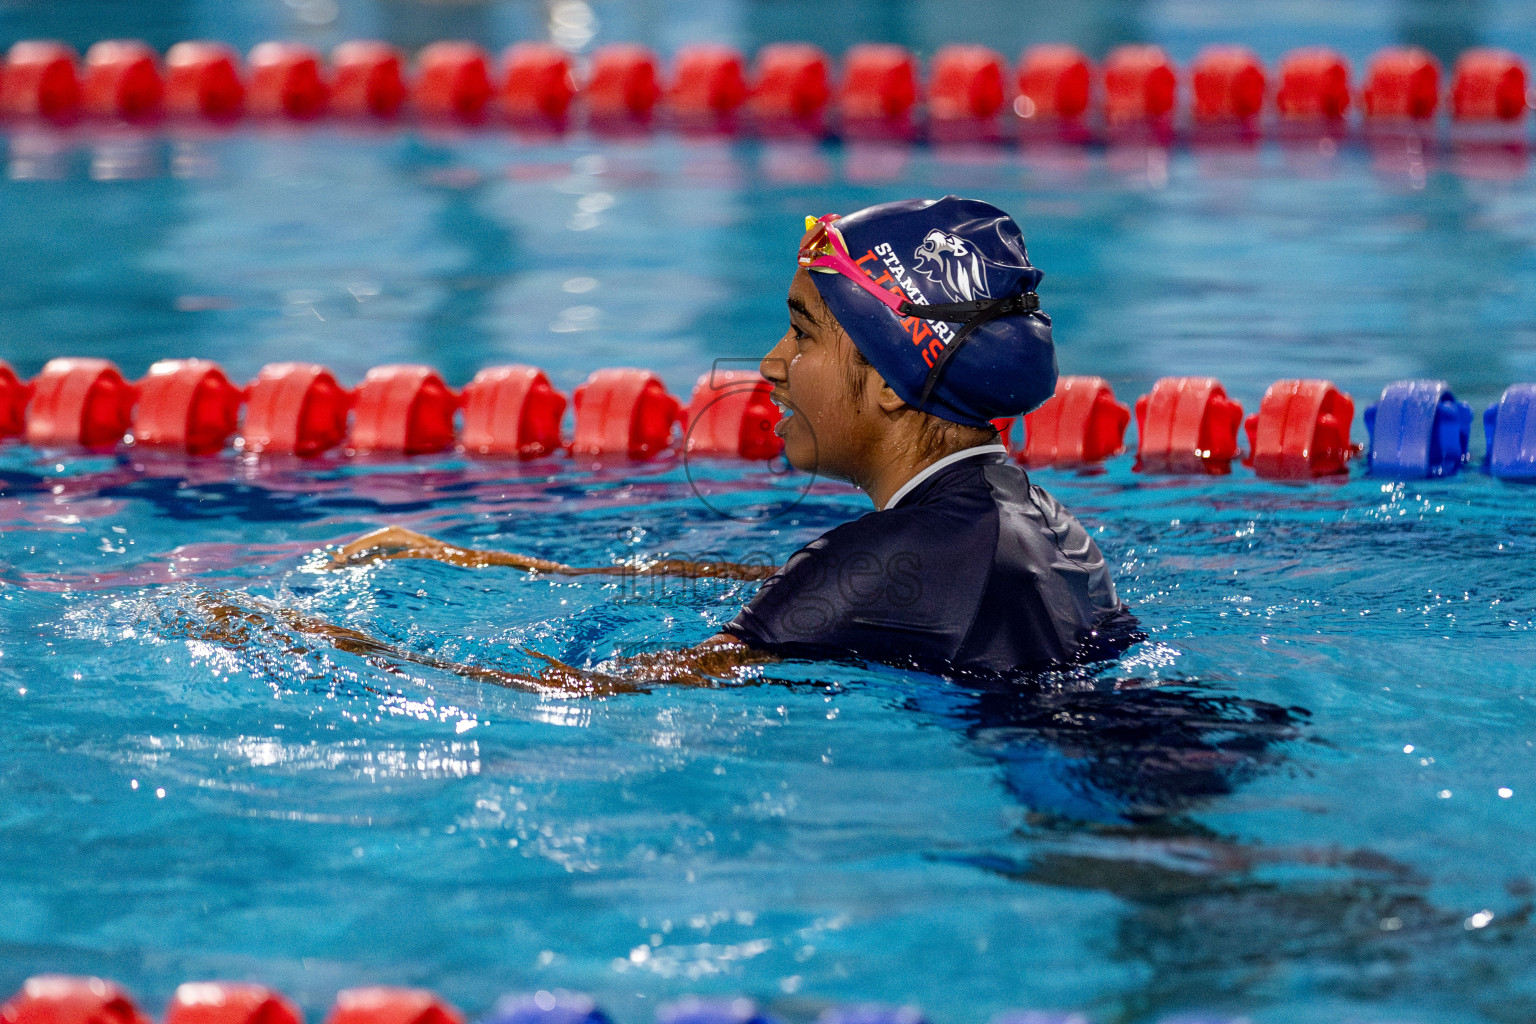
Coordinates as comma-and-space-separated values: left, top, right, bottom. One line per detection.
6, 3, 1536, 1024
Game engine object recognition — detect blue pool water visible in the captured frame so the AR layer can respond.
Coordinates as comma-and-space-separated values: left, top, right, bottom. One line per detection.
7, 4, 1536, 1024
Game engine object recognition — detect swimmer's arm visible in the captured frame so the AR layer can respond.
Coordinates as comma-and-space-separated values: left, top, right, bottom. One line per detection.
186, 591, 628, 696
188, 591, 772, 698
380, 629, 771, 695
331, 525, 778, 581
582, 633, 776, 688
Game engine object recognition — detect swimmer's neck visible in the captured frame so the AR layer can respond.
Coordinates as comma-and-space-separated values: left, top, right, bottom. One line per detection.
858, 440, 1001, 511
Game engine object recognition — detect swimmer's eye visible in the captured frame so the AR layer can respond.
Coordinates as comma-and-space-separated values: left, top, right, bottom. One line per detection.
792, 324, 809, 341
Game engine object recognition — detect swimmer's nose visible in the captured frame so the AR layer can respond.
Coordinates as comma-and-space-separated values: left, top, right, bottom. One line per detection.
760, 349, 790, 385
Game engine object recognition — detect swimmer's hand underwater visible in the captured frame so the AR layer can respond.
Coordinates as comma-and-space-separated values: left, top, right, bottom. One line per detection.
332, 525, 779, 581
184, 590, 773, 698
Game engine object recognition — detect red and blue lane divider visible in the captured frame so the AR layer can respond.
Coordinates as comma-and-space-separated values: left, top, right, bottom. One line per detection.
0, 37, 1529, 139
0, 355, 1533, 481
0, 976, 1070, 1024
1008, 374, 1530, 480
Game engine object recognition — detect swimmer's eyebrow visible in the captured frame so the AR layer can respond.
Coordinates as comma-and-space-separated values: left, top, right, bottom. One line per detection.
787, 296, 822, 328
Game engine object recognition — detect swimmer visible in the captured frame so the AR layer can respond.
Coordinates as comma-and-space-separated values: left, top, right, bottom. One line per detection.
325, 196, 1141, 692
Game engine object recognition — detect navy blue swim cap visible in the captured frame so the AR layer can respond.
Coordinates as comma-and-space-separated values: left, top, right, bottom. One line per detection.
808, 195, 1057, 428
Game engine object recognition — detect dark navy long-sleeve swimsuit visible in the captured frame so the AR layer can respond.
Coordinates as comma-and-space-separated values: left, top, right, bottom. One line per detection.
723, 448, 1141, 676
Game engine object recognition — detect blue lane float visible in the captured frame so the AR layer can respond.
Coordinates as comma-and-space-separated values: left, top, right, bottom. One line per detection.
1484, 383, 1536, 479
485, 993, 612, 1024
1363, 379, 1471, 478
656, 998, 777, 1024
818, 1007, 929, 1024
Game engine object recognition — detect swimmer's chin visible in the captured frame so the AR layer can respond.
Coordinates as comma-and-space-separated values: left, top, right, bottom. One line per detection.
781, 445, 829, 478
783, 450, 815, 474
778, 428, 823, 476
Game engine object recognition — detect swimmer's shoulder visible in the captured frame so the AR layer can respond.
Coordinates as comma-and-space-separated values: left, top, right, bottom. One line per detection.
728, 475, 1002, 663
753, 469, 998, 602
974, 459, 1095, 546
760, 454, 1014, 591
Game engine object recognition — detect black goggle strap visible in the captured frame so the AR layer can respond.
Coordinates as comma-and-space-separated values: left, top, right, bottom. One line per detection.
897, 292, 1041, 412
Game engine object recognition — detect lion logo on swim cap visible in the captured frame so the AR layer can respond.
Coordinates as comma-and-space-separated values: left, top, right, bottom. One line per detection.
912, 229, 997, 303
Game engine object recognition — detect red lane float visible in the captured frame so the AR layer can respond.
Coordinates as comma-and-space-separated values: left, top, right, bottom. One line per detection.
1275, 47, 1351, 120
1103, 44, 1177, 124
1019, 375, 1129, 467
1, 41, 81, 121
572, 368, 679, 459
1133, 376, 1244, 474
0, 361, 31, 438
10, 37, 1536, 135
668, 45, 749, 124
132, 358, 243, 455
1016, 44, 1093, 121
82, 41, 163, 120
331, 41, 407, 118
585, 44, 662, 125
0, 976, 152, 1024
929, 45, 1007, 121
1451, 48, 1528, 122
1362, 46, 1440, 120
165, 42, 245, 120
500, 43, 576, 124
414, 42, 493, 122
348, 364, 458, 455
248, 42, 329, 119
1191, 45, 1265, 122
25, 358, 137, 450
1244, 378, 1356, 479
164, 983, 302, 1024
241, 362, 351, 457
748, 43, 832, 130
461, 364, 567, 458
838, 44, 919, 134
682, 370, 781, 460
325, 989, 460, 1024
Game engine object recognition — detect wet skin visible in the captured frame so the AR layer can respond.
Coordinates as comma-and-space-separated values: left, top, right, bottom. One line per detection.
761, 269, 892, 484
223, 263, 998, 693
761, 267, 996, 510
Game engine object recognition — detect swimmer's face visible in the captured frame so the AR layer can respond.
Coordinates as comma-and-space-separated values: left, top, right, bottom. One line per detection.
761, 269, 891, 483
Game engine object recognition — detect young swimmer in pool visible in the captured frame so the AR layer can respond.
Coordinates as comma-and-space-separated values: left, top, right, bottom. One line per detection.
321, 196, 1140, 692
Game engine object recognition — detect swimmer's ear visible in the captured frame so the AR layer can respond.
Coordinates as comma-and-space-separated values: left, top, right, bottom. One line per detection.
875, 379, 906, 414
853, 357, 906, 414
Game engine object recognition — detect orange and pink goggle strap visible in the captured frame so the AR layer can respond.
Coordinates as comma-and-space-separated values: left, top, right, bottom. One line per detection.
797, 214, 910, 317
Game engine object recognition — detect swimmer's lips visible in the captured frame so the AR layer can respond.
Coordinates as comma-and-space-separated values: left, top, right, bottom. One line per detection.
771, 391, 795, 437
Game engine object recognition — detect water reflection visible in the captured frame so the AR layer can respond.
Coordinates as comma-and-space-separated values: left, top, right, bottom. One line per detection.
912, 676, 1536, 1021
958, 681, 1308, 822
972, 828, 1533, 1021
944, 678, 1306, 824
